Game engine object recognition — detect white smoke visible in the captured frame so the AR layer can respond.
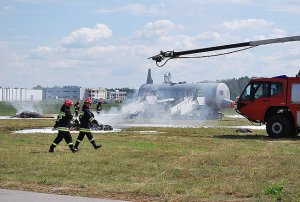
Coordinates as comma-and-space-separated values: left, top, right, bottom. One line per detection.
91, 98, 211, 129
93, 106, 122, 128
10, 101, 44, 114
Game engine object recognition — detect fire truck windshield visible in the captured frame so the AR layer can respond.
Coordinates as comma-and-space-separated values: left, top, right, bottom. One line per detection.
240, 82, 283, 101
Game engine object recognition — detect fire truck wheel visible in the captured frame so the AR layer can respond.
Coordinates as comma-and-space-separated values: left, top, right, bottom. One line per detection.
266, 115, 291, 138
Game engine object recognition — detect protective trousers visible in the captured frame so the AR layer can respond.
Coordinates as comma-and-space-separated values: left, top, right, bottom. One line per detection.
49, 131, 76, 152
74, 131, 101, 149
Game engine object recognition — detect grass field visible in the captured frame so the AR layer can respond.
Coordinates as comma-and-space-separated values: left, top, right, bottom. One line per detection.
0, 116, 299, 201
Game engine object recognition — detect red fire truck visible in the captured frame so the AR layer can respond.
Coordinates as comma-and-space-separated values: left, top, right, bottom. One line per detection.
150, 35, 300, 137
236, 75, 300, 137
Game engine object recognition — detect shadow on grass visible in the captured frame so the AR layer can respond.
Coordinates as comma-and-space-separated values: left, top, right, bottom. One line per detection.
212, 134, 300, 141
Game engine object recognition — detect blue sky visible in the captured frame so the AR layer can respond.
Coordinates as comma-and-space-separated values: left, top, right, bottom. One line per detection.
1, 0, 300, 89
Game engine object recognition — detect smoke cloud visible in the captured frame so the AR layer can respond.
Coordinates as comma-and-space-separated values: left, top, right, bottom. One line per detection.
10, 101, 44, 114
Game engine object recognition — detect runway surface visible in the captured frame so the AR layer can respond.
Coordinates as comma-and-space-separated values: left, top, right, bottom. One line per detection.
0, 189, 128, 202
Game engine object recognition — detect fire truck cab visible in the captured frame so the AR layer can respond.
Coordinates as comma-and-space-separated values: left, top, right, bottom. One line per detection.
236, 75, 300, 138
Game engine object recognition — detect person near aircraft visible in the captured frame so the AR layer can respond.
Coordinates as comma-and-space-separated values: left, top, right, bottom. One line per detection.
49, 99, 78, 153
74, 100, 80, 117
74, 97, 102, 150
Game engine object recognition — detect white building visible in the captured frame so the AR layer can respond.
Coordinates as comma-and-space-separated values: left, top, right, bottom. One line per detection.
86, 88, 107, 101
45, 87, 128, 102
0, 88, 43, 101
107, 90, 127, 102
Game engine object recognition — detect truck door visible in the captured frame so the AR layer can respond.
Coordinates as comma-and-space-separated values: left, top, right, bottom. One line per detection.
237, 81, 284, 122
237, 81, 286, 122
238, 82, 268, 122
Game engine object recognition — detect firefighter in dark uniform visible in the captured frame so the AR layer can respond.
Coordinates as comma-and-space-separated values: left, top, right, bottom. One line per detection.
74, 100, 80, 117
74, 97, 102, 150
49, 99, 78, 153
96, 99, 103, 114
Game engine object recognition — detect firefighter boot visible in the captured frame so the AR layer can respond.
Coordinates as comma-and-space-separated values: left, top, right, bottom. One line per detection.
91, 140, 101, 149
49, 144, 56, 153
68, 144, 78, 153
74, 140, 81, 151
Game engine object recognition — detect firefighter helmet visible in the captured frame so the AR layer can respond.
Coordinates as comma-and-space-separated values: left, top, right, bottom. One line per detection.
84, 97, 92, 104
64, 99, 73, 106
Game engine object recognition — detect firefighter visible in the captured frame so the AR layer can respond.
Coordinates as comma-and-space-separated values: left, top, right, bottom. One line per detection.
74, 97, 102, 150
96, 99, 103, 114
74, 100, 80, 117
49, 99, 78, 153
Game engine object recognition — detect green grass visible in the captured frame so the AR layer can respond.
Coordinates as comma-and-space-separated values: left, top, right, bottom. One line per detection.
0, 102, 17, 116
0, 118, 299, 201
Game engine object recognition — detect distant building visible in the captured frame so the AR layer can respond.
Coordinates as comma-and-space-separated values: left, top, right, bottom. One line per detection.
0, 88, 42, 101
45, 86, 87, 100
45, 87, 128, 102
86, 88, 107, 102
107, 90, 127, 102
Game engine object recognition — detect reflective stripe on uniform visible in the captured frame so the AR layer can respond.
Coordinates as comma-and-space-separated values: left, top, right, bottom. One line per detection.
89, 138, 95, 142
52, 142, 58, 146
57, 112, 66, 120
76, 139, 81, 143
68, 142, 73, 146
57, 127, 70, 132
58, 112, 65, 117
80, 128, 91, 132
89, 117, 95, 122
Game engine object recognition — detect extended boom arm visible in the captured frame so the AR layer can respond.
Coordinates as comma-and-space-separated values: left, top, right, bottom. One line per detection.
149, 35, 300, 67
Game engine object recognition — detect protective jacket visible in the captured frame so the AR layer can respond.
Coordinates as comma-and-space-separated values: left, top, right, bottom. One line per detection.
79, 105, 99, 131
55, 105, 74, 131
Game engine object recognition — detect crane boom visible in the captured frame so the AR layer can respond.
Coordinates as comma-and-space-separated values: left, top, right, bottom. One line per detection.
149, 35, 300, 66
